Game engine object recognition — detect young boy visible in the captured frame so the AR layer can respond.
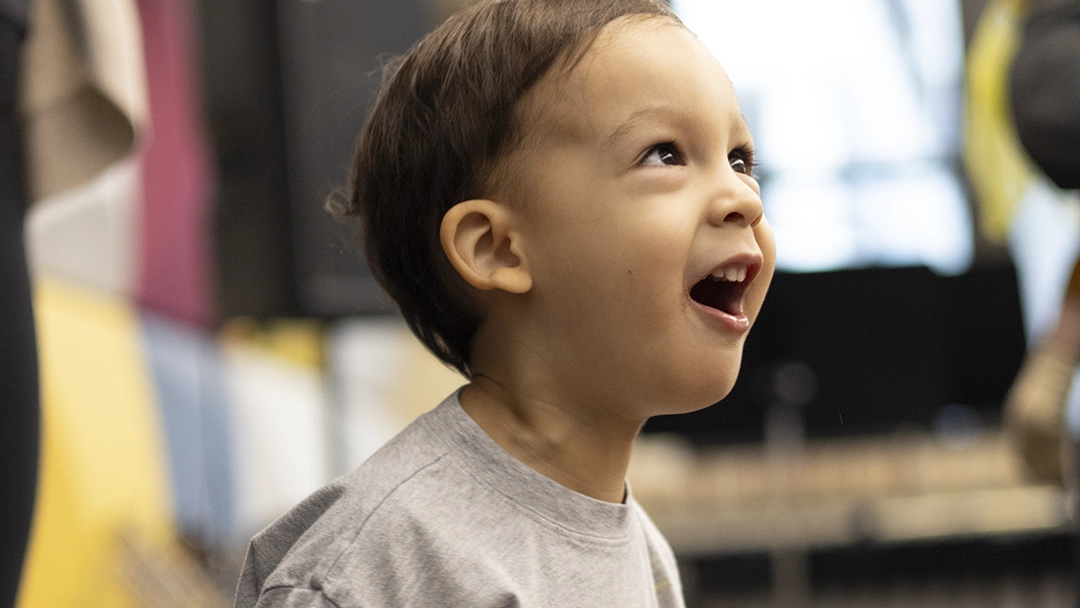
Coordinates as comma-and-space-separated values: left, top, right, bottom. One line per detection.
235, 0, 774, 605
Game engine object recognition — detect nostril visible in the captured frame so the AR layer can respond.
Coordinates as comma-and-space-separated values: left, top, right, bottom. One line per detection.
723, 212, 744, 223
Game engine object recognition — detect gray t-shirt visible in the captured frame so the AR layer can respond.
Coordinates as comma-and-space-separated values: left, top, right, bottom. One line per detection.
235, 391, 685, 607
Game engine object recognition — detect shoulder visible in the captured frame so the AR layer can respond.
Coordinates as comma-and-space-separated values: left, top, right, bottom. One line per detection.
240, 453, 524, 608
236, 395, 533, 608
236, 404, 469, 605
314, 450, 532, 606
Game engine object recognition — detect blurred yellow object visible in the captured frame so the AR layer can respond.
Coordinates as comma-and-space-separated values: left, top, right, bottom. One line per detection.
964, 0, 1035, 242
18, 277, 174, 608
221, 317, 325, 369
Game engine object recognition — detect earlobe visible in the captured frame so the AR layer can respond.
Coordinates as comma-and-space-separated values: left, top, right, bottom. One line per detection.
440, 200, 532, 294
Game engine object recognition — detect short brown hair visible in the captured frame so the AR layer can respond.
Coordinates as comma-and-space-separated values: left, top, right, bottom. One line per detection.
335, 0, 677, 377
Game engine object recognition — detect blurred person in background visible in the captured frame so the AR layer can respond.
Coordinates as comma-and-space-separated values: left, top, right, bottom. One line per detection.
0, 1, 40, 607
1000, 0, 1080, 484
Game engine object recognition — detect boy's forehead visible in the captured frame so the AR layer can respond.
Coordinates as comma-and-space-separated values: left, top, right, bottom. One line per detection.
515, 18, 739, 147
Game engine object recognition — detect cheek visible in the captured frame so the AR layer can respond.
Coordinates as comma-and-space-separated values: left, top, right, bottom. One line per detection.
583, 214, 687, 280
616, 228, 691, 310
757, 216, 777, 262
749, 218, 777, 315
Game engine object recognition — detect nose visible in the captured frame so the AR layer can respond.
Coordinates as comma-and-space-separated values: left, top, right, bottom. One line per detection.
706, 170, 763, 229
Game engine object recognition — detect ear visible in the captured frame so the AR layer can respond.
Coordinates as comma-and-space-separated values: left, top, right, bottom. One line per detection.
440, 200, 532, 294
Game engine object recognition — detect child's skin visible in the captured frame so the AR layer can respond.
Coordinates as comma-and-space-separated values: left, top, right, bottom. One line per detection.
439, 15, 776, 504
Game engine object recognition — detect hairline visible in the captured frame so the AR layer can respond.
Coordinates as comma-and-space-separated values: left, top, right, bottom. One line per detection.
477, 13, 685, 205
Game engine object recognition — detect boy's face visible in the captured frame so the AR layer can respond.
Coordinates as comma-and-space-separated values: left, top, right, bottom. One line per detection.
500, 17, 775, 418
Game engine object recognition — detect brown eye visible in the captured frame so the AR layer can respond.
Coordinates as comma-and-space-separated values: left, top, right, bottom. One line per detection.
729, 148, 755, 176
642, 143, 683, 166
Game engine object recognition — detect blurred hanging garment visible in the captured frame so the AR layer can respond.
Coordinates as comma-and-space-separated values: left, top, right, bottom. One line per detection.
219, 319, 332, 544
18, 278, 176, 608
13, 2, 182, 607
140, 311, 235, 547
136, 0, 216, 326
18, 0, 147, 201
20, 0, 147, 296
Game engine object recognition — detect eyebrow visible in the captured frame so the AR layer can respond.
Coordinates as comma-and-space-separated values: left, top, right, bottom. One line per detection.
601, 105, 752, 152
602, 106, 685, 151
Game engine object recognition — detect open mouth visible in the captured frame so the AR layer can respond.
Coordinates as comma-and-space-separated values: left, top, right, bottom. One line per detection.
690, 263, 755, 316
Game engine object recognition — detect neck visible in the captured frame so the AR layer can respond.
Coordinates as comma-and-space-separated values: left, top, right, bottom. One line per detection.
458, 376, 643, 504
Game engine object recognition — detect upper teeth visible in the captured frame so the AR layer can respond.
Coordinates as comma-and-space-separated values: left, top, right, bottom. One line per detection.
711, 265, 747, 282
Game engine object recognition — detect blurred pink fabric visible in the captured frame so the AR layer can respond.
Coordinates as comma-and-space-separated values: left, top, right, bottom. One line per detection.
137, 0, 215, 326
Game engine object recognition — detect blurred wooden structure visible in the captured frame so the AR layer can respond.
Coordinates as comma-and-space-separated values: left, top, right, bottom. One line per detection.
631, 431, 1072, 555
629, 430, 1076, 606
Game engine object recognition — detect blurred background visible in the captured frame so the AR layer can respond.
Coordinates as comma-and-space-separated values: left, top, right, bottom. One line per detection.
3, 0, 1079, 606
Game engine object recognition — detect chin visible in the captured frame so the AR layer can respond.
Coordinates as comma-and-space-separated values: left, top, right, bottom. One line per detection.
690, 355, 743, 408
652, 371, 740, 417
650, 395, 727, 418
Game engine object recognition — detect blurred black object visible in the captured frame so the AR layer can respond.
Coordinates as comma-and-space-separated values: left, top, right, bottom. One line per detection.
647, 265, 1026, 445
200, 0, 429, 318
198, 0, 297, 319
1009, 2, 1080, 190
0, 1, 40, 607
